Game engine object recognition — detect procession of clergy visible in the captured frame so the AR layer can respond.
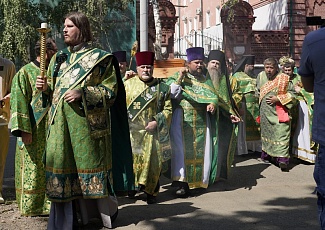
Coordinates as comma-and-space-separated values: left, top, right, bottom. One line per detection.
1, 35, 315, 228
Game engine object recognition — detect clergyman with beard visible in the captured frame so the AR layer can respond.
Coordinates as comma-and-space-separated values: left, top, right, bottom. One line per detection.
36, 11, 133, 229
123, 51, 172, 204
206, 50, 240, 181
231, 55, 261, 155
166, 47, 239, 197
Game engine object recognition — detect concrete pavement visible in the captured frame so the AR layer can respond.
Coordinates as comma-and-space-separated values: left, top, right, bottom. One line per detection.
3, 134, 319, 230
112, 155, 318, 230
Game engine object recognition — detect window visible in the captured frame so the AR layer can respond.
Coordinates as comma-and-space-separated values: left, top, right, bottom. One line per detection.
194, 17, 197, 31
216, 7, 221, 24
206, 11, 210, 28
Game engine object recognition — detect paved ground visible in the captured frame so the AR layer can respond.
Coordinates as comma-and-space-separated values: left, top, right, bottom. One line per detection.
1, 133, 319, 230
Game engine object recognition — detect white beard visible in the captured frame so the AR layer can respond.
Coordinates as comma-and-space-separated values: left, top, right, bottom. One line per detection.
139, 73, 152, 82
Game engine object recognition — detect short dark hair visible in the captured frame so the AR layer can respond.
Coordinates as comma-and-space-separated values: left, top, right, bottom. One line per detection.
35, 38, 57, 57
263, 57, 278, 67
64, 11, 93, 43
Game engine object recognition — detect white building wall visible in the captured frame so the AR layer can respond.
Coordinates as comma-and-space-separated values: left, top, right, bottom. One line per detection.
171, 0, 224, 56
253, 0, 288, 30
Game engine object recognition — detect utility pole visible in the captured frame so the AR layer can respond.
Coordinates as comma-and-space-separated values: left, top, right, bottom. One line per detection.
140, 0, 148, 51
201, 0, 203, 47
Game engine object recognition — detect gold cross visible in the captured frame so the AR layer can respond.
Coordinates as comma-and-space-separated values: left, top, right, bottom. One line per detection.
133, 102, 141, 110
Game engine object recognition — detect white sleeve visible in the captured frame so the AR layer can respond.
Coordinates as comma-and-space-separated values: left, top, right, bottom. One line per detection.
170, 83, 182, 100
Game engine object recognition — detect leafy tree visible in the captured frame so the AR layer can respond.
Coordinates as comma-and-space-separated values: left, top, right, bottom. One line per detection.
0, 0, 134, 65
223, 0, 239, 22
0, 0, 39, 64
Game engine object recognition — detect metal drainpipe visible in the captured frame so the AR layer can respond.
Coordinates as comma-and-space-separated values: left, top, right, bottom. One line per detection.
201, 0, 204, 48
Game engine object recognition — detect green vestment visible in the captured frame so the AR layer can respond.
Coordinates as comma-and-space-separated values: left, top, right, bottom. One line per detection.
256, 71, 296, 158
211, 73, 238, 180
44, 46, 132, 202
124, 77, 172, 195
11, 61, 51, 216
232, 71, 260, 141
167, 72, 219, 189
290, 74, 317, 162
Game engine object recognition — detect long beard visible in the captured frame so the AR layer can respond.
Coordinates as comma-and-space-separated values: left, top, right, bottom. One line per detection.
246, 69, 254, 77
209, 68, 221, 90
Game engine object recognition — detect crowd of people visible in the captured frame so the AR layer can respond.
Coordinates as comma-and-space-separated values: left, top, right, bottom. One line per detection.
0, 10, 323, 229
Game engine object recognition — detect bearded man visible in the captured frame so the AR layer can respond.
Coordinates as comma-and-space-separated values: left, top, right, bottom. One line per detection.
206, 50, 239, 181
124, 51, 172, 204
167, 47, 239, 197
36, 11, 133, 229
231, 55, 261, 155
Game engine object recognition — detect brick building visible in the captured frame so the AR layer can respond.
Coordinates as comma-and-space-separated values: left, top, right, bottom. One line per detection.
168, 0, 324, 66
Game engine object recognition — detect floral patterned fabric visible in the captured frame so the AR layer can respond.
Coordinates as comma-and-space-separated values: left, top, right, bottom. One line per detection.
44, 46, 118, 202
256, 71, 296, 158
11, 61, 51, 216
124, 77, 172, 196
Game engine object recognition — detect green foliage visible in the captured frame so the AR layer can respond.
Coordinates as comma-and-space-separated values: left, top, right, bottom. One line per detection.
0, 0, 39, 64
0, 0, 134, 65
223, 0, 239, 23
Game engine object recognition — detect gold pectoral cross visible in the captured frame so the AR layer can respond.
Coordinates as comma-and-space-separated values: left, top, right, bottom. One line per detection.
133, 102, 141, 110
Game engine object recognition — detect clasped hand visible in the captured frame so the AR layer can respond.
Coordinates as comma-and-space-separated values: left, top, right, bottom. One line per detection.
266, 95, 279, 105
36, 76, 48, 91
21, 131, 32, 145
64, 89, 82, 103
145, 121, 157, 133
207, 104, 215, 114
36, 75, 81, 103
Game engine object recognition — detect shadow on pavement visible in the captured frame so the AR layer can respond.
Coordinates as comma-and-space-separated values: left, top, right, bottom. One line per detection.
85, 196, 318, 230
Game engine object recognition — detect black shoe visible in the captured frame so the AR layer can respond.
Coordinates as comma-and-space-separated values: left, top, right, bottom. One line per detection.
176, 187, 187, 195
115, 191, 127, 197
111, 209, 118, 223
139, 185, 146, 192
128, 190, 137, 198
279, 162, 288, 171
175, 186, 189, 197
146, 194, 157, 204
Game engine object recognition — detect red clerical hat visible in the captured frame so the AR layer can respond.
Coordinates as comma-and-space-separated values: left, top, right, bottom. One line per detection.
135, 51, 155, 66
